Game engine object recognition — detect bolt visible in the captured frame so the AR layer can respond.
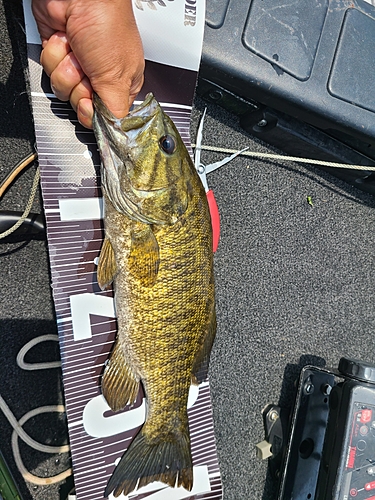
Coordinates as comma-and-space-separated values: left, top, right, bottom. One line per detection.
304, 382, 314, 395
268, 409, 279, 422
321, 384, 332, 396
208, 90, 223, 101
257, 119, 268, 127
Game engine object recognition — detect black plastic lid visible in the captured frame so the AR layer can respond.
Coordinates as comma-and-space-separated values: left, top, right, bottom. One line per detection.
339, 357, 375, 384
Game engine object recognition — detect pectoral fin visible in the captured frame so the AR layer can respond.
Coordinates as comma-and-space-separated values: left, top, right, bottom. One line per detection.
128, 225, 160, 287
97, 237, 117, 290
101, 340, 140, 412
192, 307, 217, 385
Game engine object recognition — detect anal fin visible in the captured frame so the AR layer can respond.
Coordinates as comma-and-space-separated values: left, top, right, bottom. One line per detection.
97, 237, 117, 290
102, 340, 139, 412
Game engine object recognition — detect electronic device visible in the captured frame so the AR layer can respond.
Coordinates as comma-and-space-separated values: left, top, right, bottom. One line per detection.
257, 358, 375, 499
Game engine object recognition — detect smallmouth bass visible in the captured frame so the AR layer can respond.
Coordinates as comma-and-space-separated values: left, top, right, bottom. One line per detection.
92, 93, 216, 498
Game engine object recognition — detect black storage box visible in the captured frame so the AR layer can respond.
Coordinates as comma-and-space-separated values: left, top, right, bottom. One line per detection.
199, 0, 375, 194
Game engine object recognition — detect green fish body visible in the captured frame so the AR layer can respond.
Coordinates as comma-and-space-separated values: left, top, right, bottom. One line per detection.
92, 93, 216, 498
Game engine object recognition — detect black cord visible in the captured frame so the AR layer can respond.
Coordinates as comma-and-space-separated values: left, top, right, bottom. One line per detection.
0, 152, 45, 239
0, 210, 45, 235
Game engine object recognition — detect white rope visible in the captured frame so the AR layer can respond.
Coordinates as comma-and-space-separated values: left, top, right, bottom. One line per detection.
11, 405, 72, 486
0, 335, 72, 488
0, 394, 68, 454
16, 334, 62, 371
192, 144, 375, 171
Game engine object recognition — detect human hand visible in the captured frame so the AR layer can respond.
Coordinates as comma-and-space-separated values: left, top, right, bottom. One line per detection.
32, 0, 145, 128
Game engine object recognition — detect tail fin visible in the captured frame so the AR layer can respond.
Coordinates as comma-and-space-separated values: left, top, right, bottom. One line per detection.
105, 429, 193, 498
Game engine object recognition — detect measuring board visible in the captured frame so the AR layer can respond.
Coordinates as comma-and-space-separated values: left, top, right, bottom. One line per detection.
23, 1, 223, 499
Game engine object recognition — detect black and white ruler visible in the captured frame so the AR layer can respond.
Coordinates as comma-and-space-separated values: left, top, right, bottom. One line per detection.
23, 1, 223, 499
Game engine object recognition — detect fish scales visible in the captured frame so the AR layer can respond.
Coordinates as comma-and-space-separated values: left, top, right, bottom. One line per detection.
106, 175, 213, 426
92, 93, 216, 498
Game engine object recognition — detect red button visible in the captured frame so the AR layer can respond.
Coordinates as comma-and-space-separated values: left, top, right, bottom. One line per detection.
361, 409, 372, 423
365, 481, 375, 491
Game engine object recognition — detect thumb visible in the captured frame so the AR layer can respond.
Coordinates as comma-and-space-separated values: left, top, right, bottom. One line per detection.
76, 77, 143, 128
75, 70, 145, 129
95, 87, 131, 119
92, 70, 145, 119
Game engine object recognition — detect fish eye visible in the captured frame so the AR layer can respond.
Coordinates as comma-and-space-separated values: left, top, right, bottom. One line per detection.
159, 135, 176, 155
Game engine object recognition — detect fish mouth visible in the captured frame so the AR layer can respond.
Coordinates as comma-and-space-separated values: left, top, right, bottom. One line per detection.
93, 92, 159, 151
128, 93, 158, 118
93, 92, 158, 130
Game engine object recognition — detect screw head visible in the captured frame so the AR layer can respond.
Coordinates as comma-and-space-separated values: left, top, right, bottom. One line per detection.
208, 90, 223, 101
304, 382, 315, 395
268, 409, 279, 422
321, 384, 332, 396
257, 119, 268, 127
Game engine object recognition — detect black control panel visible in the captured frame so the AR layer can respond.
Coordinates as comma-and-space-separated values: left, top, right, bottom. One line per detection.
260, 358, 375, 499
317, 359, 375, 500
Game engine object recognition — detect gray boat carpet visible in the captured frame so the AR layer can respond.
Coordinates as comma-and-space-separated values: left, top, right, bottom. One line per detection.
1, 1, 375, 499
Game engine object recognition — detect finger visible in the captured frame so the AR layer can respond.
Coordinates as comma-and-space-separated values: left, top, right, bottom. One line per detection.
69, 76, 92, 112
50, 52, 85, 102
31, 0, 67, 41
31, 4, 57, 42
40, 32, 70, 77
77, 98, 94, 129
69, 77, 94, 129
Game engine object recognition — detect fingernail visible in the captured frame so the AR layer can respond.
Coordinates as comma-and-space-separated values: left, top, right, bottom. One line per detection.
80, 102, 93, 119
53, 32, 68, 44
